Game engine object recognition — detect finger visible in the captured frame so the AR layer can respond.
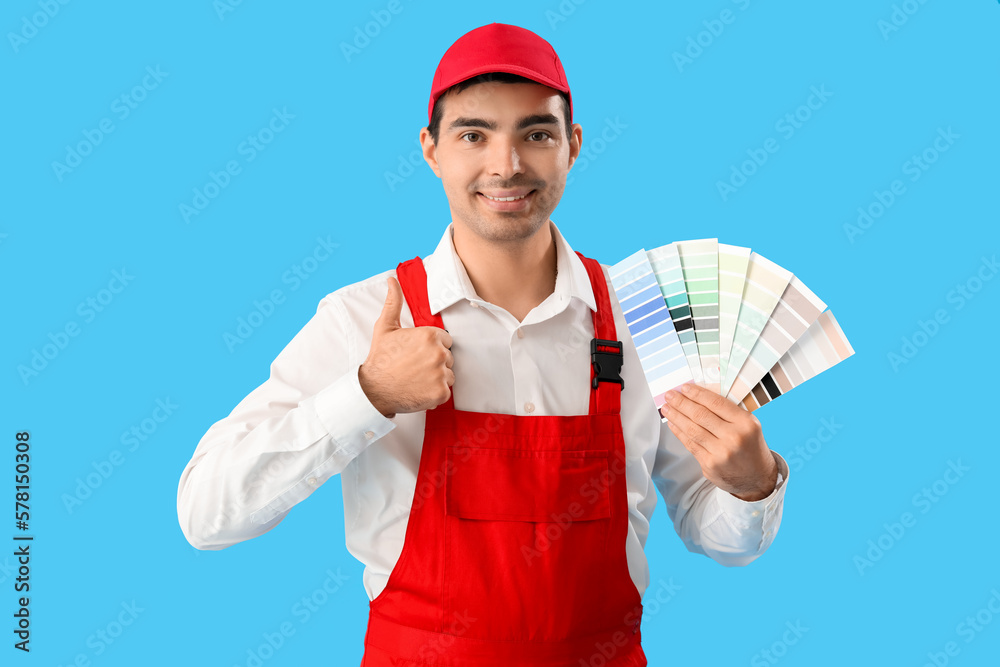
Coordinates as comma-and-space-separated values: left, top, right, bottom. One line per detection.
682, 383, 764, 444
679, 382, 745, 423
438, 328, 453, 350
443, 347, 454, 369
376, 276, 404, 332
667, 388, 729, 439
664, 413, 709, 458
663, 405, 716, 447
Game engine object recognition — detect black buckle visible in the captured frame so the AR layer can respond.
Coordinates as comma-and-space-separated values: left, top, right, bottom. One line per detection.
591, 338, 624, 390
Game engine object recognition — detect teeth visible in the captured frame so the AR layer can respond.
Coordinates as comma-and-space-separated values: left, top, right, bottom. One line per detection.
482, 192, 530, 201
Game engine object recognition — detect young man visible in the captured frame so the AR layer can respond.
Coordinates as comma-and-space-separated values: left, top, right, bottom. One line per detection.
177, 22, 788, 666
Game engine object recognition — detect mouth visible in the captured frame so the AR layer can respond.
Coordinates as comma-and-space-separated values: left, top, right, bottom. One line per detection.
477, 189, 537, 211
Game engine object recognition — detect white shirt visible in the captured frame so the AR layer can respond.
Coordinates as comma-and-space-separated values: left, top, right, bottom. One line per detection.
176, 220, 790, 601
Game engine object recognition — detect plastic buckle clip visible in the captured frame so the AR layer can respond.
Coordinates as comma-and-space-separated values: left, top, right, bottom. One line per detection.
591, 338, 624, 390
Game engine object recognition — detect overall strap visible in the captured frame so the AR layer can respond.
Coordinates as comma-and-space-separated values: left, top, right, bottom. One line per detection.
395, 257, 456, 410
576, 252, 623, 416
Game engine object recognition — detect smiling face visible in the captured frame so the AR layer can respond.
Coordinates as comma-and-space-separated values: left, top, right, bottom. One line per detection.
420, 81, 582, 246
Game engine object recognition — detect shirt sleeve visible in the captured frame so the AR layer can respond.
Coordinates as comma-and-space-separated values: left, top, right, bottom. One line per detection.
176, 291, 396, 550
651, 422, 790, 567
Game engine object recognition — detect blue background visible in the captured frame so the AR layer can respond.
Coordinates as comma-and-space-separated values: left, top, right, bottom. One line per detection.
4, 1, 999, 665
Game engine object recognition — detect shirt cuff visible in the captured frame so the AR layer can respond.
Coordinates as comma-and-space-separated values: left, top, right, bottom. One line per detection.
306, 362, 396, 459
713, 450, 789, 533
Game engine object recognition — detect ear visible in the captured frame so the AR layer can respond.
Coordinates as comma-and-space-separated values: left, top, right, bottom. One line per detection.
420, 127, 442, 178
567, 123, 583, 170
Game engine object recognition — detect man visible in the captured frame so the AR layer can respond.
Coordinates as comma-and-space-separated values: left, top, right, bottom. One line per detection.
177, 22, 788, 666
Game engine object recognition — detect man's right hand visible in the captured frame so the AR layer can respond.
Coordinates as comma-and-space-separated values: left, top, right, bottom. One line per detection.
358, 276, 455, 418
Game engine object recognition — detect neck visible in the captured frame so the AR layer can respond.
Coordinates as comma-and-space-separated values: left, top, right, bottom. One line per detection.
452, 220, 558, 322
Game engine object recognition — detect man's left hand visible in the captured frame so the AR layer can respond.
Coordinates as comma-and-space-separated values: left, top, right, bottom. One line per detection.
660, 382, 779, 502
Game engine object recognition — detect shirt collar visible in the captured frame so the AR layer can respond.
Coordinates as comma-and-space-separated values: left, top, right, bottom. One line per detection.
424, 220, 598, 317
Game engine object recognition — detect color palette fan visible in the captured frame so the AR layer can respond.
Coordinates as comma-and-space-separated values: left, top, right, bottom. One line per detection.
608, 239, 854, 422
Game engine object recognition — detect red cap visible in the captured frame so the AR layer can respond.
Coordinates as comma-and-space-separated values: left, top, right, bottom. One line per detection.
428, 22, 572, 125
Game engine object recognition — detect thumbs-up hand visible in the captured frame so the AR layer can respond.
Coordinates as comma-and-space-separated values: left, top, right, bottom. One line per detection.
358, 276, 455, 418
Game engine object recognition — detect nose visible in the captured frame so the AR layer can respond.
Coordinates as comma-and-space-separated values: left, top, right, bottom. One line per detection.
485, 134, 523, 181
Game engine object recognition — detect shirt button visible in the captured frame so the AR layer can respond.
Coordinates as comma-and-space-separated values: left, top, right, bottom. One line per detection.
307, 476, 318, 485
751, 510, 761, 517
364, 430, 375, 439
470, 301, 479, 308
516, 328, 524, 339
524, 401, 535, 413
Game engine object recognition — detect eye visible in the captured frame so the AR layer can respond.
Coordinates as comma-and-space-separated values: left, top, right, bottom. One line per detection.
460, 132, 482, 143
528, 131, 552, 141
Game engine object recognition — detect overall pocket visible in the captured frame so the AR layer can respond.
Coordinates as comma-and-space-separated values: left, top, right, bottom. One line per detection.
445, 446, 611, 522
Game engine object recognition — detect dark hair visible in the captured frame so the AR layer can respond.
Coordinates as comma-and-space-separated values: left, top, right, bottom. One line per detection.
427, 72, 572, 145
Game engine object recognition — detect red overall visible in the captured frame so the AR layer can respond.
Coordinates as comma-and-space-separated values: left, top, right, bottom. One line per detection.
360, 251, 646, 667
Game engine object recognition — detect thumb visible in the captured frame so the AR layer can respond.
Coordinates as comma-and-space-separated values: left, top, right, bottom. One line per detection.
376, 276, 404, 332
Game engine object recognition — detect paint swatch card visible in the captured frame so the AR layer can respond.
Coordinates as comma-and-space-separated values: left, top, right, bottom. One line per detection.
675, 239, 721, 393
720, 252, 792, 397
739, 310, 855, 411
609, 249, 693, 422
647, 243, 702, 384
717, 244, 751, 387
726, 275, 826, 402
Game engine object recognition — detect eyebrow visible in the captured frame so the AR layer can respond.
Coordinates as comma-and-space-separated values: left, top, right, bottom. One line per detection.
447, 113, 560, 133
